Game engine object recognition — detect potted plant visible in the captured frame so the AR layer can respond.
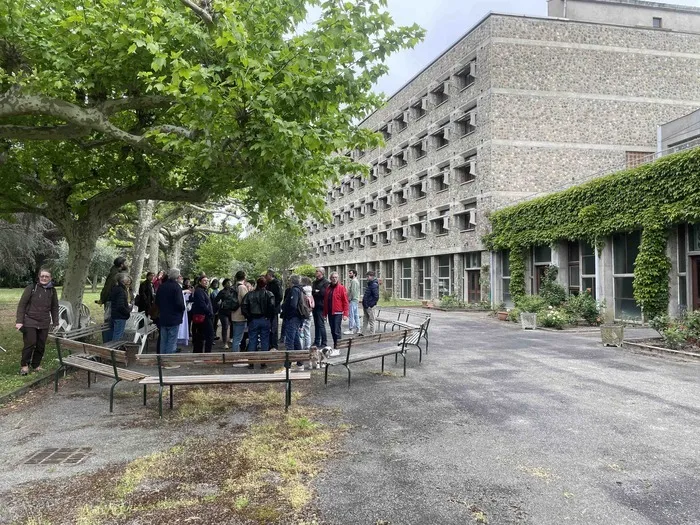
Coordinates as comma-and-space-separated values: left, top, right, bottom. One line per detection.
495, 303, 508, 321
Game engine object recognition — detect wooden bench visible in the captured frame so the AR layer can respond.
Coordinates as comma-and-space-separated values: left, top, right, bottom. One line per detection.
136, 351, 311, 417
51, 337, 147, 413
375, 308, 431, 359
323, 330, 413, 387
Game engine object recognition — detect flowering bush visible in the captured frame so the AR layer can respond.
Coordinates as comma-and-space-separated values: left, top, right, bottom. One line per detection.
540, 306, 567, 329
564, 290, 602, 326
650, 311, 700, 350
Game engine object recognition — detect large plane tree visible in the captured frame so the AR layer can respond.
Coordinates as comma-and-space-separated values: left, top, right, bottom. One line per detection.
0, 0, 423, 308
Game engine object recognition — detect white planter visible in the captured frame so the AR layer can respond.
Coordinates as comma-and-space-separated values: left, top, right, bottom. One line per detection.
601, 324, 624, 347
521, 312, 537, 330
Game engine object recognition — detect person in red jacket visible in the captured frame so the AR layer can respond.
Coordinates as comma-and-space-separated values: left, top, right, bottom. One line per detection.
322, 271, 349, 355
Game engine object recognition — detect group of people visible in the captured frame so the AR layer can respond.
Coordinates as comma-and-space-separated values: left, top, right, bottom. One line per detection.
13, 258, 381, 375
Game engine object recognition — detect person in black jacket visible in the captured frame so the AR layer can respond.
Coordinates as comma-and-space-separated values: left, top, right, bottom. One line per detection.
155, 268, 185, 354
264, 270, 283, 350
311, 267, 330, 349
214, 278, 235, 349
241, 277, 276, 352
15, 268, 59, 375
191, 275, 214, 353
108, 273, 133, 342
360, 270, 379, 335
136, 272, 155, 316
99, 256, 127, 342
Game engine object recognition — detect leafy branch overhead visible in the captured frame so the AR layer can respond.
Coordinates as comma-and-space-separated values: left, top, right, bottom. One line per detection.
484, 148, 700, 318
0, 0, 425, 222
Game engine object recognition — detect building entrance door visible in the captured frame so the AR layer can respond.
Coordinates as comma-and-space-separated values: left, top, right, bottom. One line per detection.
692, 256, 700, 311
465, 270, 481, 303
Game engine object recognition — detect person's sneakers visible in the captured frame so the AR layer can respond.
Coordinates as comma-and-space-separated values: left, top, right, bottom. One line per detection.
33, 366, 44, 372
343, 329, 354, 335
356, 332, 364, 337
295, 363, 305, 371
329, 348, 341, 357
163, 364, 181, 370
269, 348, 277, 352
214, 336, 221, 341
223, 344, 229, 349
20, 366, 29, 376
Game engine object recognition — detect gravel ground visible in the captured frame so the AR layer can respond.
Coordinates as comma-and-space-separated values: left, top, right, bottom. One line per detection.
1, 311, 699, 524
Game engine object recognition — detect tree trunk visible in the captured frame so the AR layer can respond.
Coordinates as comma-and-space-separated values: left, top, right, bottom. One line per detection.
92, 272, 99, 293
148, 230, 161, 271
170, 237, 184, 269
62, 227, 101, 312
130, 200, 156, 285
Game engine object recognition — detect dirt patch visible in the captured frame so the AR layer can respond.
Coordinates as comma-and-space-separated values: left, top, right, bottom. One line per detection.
0, 385, 346, 525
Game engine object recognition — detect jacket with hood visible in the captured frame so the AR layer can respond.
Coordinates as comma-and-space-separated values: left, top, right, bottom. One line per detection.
16, 282, 59, 329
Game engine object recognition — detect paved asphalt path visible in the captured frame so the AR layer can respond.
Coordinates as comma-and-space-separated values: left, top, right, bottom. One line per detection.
313, 311, 700, 525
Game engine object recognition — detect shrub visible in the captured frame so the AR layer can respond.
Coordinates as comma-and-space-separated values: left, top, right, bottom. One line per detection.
380, 286, 393, 302
539, 265, 567, 307
565, 291, 601, 326
507, 307, 521, 323
651, 311, 700, 350
439, 294, 465, 309
540, 306, 567, 329
294, 264, 317, 279
515, 295, 548, 314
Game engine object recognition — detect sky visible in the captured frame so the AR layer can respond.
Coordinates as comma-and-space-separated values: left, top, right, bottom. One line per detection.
373, 0, 700, 97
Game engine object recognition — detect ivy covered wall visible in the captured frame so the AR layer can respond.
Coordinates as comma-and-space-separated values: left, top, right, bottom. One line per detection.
483, 148, 700, 318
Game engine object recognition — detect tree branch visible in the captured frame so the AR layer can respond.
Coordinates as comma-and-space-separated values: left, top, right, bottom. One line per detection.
179, 0, 214, 25
187, 203, 243, 219
0, 124, 86, 140
99, 96, 172, 115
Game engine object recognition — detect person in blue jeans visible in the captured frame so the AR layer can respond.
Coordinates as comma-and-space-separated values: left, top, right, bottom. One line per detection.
241, 277, 276, 354
155, 268, 186, 354
281, 274, 305, 353
108, 273, 133, 342
230, 270, 248, 352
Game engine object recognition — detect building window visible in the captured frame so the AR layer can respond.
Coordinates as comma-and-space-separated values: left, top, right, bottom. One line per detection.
394, 183, 409, 206
432, 209, 449, 235
418, 257, 432, 300
454, 154, 476, 184
411, 136, 428, 160
626, 151, 651, 169
653, 17, 662, 28
431, 165, 450, 192
367, 197, 377, 215
370, 164, 379, 182
431, 125, 451, 150
395, 110, 408, 132
379, 123, 392, 141
369, 230, 378, 248
430, 79, 450, 107
401, 259, 412, 299
438, 255, 452, 297
455, 60, 476, 90
383, 262, 394, 296
379, 229, 390, 245
379, 158, 392, 175
678, 224, 687, 311
613, 231, 641, 319
568, 241, 580, 296
465, 251, 482, 303
502, 250, 511, 305
412, 97, 427, 120
532, 245, 552, 293
411, 214, 427, 239
412, 175, 428, 199
394, 149, 408, 169
455, 109, 476, 137
455, 203, 476, 231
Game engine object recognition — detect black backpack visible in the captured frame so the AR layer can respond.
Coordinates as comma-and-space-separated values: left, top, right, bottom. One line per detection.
297, 289, 311, 319
221, 288, 240, 312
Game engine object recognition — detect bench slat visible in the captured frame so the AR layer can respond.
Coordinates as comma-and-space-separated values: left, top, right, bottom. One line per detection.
140, 372, 311, 385
62, 356, 146, 381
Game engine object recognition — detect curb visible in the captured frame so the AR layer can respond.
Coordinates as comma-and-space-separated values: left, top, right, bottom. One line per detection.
0, 369, 58, 406
621, 340, 700, 360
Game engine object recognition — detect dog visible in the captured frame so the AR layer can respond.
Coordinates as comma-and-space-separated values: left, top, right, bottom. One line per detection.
310, 346, 323, 369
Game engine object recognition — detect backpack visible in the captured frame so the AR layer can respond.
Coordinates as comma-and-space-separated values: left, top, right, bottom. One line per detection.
221, 288, 240, 312
297, 290, 311, 319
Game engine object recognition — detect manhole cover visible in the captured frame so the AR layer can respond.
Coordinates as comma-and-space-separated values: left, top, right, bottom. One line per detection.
24, 447, 92, 465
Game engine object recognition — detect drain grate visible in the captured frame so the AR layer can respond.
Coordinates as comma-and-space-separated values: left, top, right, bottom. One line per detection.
24, 447, 92, 465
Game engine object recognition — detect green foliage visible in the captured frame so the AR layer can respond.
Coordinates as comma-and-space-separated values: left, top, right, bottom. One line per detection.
438, 294, 465, 309
539, 265, 567, 307
509, 249, 526, 304
540, 307, 567, 329
380, 285, 393, 303
506, 307, 521, 322
650, 311, 700, 350
484, 148, 700, 318
515, 295, 549, 314
294, 264, 317, 279
564, 291, 602, 326
195, 234, 239, 277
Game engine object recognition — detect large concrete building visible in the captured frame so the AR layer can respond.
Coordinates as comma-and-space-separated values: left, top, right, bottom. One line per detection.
305, 0, 700, 306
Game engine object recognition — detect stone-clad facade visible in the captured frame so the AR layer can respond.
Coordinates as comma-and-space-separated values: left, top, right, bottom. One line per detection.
305, 3, 700, 305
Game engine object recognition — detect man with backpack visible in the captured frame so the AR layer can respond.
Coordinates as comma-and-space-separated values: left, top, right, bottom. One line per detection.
241, 277, 276, 354
264, 269, 283, 350
281, 274, 305, 353
311, 267, 330, 350
214, 278, 237, 349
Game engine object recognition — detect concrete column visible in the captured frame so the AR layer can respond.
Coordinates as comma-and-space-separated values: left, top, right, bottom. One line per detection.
393, 259, 401, 300
667, 228, 680, 317
598, 238, 615, 322
524, 249, 533, 296
491, 251, 503, 307
454, 252, 465, 301
411, 257, 420, 300
431, 255, 440, 301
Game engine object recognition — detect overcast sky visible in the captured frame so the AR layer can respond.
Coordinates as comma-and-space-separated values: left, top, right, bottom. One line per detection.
374, 0, 700, 96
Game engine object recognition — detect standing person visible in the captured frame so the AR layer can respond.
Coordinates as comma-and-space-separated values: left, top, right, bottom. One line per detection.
155, 268, 185, 354
209, 279, 221, 340
281, 274, 305, 353
99, 256, 127, 342
344, 269, 361, 335
360, 270, 379, 336
323, 272, 349, 354
299, 276, 315, 350
136, 272, 155, 317
230, 271, 248, 353
108, 273, 133, 342
214, 278, 235, 349
15, 269, 59, 375
177, 275, 191, 348
182, 277, 193, 333
311, 267, 330, 350
241, 277, 276, 357
153, 270, 165, 293
191, 275, 214, 353
264, 270, 283, 350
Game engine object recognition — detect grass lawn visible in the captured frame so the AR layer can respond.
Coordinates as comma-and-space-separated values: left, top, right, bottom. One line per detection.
377, 298, 422, 308
0, 287, 102, 398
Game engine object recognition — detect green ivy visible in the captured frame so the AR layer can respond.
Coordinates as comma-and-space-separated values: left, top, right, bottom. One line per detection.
484, 148, 700, 317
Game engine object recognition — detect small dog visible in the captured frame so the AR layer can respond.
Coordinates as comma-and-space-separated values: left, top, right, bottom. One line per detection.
310, 346, 323, 369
